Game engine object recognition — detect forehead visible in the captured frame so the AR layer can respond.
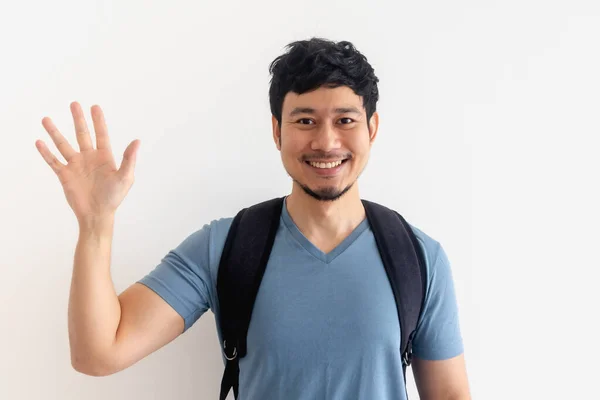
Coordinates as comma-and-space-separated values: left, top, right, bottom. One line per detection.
282, 86, 364, 115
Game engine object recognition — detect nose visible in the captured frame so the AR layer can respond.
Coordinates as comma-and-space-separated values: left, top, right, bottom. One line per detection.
310, 123, 340, 152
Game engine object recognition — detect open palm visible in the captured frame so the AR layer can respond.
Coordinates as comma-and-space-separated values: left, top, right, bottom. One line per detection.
36, 102, 140, 222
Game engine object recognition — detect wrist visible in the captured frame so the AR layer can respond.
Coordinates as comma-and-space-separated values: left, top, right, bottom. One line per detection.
77, 214, 115, 236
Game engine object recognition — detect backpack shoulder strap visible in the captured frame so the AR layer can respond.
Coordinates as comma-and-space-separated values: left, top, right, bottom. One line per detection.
362, 200, 427, 374
216, 196, 284, 400
216, 197, 426, 399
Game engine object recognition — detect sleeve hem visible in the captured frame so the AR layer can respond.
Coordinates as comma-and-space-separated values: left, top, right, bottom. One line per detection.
137, 277, 199, 332
412, 344, 464, 361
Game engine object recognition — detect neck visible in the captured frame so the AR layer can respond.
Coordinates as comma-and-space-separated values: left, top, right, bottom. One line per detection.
285, 183, 366, 242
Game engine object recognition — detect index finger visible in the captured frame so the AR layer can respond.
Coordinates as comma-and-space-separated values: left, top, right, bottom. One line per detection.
41, 116, 77, 161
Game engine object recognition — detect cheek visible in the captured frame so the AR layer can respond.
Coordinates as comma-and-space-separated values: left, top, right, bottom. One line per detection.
281, 135, 305, 156
347, 136, 370, 155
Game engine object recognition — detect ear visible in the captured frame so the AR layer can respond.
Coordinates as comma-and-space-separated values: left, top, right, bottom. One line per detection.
272, 115, 281, 150
368, 111, 379, 146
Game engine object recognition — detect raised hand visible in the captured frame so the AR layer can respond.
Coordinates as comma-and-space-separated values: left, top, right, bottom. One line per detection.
36, 101, 141, 223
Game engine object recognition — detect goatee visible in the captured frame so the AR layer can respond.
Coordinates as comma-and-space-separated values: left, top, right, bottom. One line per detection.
294, 179, 355, 202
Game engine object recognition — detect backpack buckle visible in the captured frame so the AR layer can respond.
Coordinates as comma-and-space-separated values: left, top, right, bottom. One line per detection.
402, 347, 413, 367
402, 331, 415, 367
223, 339, 238, 360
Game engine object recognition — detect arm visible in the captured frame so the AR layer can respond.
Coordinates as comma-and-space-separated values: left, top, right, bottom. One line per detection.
408, 236, 470, 399
69, 217, 184, 376
36, 102, 185, 376
412, 354, 471, 400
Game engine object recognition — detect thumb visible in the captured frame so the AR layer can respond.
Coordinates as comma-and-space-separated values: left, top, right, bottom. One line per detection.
118, 139, 140, 180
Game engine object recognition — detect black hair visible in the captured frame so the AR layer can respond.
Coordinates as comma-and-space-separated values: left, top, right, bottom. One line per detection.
268, 37, 379, 126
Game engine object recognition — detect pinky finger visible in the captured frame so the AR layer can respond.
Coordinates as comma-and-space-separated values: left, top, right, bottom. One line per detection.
36, 140, 66, 174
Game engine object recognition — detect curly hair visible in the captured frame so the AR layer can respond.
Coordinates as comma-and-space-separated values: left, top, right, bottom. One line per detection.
268, 37, 380, 126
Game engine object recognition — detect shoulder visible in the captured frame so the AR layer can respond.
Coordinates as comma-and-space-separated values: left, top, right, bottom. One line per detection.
405, 223, 464, 359
405, 222, 453, 297
164, 216, 235, 291
407, 223, 443, 270
201, 217, 235, 276
205, 216, 235, 244
172, 216, 235, 256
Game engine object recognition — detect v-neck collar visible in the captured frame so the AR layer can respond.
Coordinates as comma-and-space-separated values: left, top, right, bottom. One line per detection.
280, 197, 369, 264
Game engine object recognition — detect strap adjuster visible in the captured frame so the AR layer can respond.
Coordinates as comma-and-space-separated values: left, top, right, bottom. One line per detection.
402, 331, 415, 367
223, 340, 238, 360
402, 347, 413, 367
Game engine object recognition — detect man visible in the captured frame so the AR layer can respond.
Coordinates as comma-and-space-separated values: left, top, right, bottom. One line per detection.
36, 38, 470, 399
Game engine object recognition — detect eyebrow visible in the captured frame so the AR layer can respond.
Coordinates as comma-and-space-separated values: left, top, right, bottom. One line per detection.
288, 107, 362, 117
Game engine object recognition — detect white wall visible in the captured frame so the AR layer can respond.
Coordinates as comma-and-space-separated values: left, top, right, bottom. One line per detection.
1, 0, 598, 399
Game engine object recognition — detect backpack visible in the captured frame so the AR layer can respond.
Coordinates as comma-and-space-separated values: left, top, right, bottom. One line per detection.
216, 197, 427, 400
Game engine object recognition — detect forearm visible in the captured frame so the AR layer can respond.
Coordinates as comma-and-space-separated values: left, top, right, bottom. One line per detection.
68, 216, 121, 374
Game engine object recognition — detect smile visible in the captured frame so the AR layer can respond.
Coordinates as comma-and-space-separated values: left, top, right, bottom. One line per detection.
307, 160, 346, 169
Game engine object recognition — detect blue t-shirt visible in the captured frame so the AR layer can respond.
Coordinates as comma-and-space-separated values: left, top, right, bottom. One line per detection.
138, 200, 464, 399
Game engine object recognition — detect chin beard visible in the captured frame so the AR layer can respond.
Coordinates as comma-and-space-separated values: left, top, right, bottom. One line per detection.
294, 179, 355, 202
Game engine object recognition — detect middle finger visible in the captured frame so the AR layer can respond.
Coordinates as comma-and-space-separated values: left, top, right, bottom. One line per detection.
70, 101, 93, 151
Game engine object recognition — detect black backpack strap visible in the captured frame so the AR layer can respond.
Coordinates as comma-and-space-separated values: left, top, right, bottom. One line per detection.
216, 197, 426, 399
216, 197, 285, 400
362, 200, 427, 378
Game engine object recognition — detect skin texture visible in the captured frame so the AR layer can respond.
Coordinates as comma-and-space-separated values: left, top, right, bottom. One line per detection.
412, 354, 471, 400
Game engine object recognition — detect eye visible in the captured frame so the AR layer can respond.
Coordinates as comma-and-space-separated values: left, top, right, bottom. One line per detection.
297, 118, 314, 125
339, 117, 355, 124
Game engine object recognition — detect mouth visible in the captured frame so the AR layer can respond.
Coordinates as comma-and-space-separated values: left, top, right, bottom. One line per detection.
305, 158, 350, 169
303, 158, 350, 176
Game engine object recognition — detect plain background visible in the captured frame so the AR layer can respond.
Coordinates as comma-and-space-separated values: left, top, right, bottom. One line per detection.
1, 0, 599, 399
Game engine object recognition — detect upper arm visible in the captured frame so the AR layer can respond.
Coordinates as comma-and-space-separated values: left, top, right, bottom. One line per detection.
412, 354, 471, 400
103, 223, 219, 375
108, 282, 185, 374
410, 238, 469, 397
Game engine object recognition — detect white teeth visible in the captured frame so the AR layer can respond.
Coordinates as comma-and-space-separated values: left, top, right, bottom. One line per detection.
309, 160, 343, 169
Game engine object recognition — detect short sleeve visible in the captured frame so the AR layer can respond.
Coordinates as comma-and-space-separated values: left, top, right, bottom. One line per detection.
137, 223, 214, 333
412, 242, 464, 360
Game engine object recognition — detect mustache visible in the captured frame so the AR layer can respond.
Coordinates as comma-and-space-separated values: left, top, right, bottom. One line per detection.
301, 152, 352, 161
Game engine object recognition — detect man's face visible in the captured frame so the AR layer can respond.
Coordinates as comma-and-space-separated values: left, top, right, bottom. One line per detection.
272, 85, 379, 202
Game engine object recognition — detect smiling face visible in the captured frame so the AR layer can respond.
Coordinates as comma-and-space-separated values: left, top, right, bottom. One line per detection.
272, 85, 379, 202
